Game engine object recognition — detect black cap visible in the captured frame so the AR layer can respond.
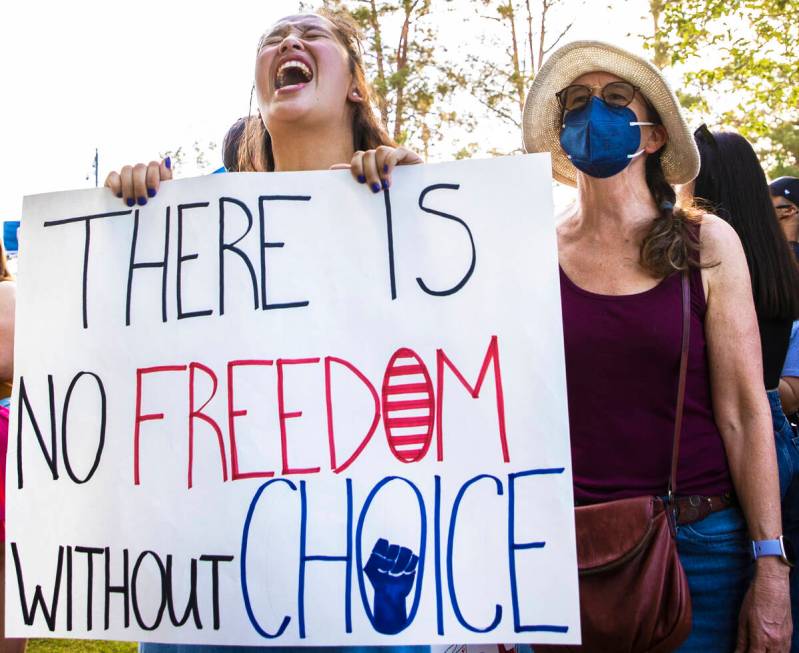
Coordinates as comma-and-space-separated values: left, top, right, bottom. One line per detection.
769, 176, 799, 207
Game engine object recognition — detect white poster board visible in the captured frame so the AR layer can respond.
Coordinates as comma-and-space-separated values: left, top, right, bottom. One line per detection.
5, 155, 579, 646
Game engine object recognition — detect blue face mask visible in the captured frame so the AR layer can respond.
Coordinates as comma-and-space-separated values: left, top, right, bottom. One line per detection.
559, 96, 654, 179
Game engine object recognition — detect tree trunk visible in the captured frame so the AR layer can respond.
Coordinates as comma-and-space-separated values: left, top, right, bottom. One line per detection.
504, 1, 525, 117
538, 0, 550, 75
368, 0, 390, 126
392, 1, 416, 143
525, 0, 535, 72
649, 0, 669, 69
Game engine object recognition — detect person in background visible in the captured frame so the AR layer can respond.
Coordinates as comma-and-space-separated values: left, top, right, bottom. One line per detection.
0, 240, 24, 652
221, 116, 249, 172
690, 127, 799, 650
770, 177, 799, 260
523, 41, 791, 651
774, 175, 799, 436
780, 324, 799, 416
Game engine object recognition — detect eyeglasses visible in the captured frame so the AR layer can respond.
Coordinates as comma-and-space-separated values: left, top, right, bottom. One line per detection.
555, 81, 640, 111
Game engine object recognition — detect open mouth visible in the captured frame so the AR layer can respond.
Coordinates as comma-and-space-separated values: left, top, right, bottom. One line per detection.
275, 60, 314, 91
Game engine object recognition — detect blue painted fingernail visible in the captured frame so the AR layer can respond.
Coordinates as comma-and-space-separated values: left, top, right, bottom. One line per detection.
371, 183, 381, 193
147, 188, 156, 198
381, 179, 388, 190
383, 164, 388, 173
116, 192, 123, 199
126, 198, 135, 207
164, 156, 171, 170
137, 197, 147, 206
357, 175, 366, 184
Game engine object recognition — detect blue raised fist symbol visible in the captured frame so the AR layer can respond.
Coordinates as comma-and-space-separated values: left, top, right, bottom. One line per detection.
364, 538, 419, 635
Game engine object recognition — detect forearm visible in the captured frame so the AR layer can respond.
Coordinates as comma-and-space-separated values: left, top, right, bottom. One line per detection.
720, 403, 790, 580
719, 399, 782, 541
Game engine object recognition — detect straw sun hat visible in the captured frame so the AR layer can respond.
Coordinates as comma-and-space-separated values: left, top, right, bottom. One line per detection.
522, 40, 700, 187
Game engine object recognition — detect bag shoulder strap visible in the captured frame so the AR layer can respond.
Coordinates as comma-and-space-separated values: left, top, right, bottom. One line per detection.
668, 270, 691, 498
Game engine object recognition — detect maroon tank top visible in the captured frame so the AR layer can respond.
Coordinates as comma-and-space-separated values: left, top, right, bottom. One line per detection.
560, 265, 733, 503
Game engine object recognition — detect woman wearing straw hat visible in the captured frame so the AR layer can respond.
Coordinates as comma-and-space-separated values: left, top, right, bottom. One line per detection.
523, 42, 791, 651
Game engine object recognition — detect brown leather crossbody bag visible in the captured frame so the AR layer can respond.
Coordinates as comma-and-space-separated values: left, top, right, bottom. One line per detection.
538, 271, 693, 653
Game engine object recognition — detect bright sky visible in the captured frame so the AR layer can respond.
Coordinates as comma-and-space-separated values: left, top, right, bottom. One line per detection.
0, 0, 652, 221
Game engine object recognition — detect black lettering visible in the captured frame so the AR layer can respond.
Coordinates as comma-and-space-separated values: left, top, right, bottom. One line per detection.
258, 195, 311, 310
43, 209, 132, 329
417, 184, 476, 296
384, 188, 397, 300
61, 372, 106, 484
126, 208, 170, 326
104, 546, 130, 629
177, 203, 213, 320
218, 197, 259, 316
16, 375, 58, 489
165, 555, 202, 628
131, 551, 167, 630
75, 545, 103, 630
10, 541, 64, 631
200, 554, 234, 630
66, 545, 73, 631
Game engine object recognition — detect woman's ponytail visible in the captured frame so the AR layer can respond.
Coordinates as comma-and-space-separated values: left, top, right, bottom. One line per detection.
639, 149, 703, 277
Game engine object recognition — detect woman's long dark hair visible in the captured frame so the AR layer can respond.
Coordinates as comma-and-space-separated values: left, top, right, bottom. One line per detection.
693, 128, 799, 320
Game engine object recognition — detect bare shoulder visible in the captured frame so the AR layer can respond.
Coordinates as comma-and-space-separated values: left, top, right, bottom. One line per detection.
698, 213, 744, 263
697, 215, 751, 307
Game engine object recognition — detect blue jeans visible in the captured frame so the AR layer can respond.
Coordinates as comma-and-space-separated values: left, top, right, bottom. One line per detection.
768, 389, 799, 652
770, 389, 799, 498
674, 507, 752, 652
674, 392, 799, 652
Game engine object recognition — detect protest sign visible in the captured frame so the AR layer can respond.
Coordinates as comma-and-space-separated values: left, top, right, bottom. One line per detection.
5, 154, 579, 645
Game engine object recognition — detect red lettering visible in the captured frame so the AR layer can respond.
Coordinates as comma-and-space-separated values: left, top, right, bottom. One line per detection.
436, 336, 508, 462
134, 365, 187, 485
226, 360, 275, 480
276, 358, 321, 475
325, 356, 380, 473
382, 348, 435, 463
188, 362, 228, 488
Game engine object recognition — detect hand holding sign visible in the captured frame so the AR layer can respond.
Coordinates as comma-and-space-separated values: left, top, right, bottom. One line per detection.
104, 158, 173, 207
364, 538, 419, 634
329, 145, 423, 194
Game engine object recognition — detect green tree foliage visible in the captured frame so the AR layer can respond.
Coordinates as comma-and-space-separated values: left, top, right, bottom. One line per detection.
447, 0, 579, 156
298, 0, 579, 159
320, 0, 463, 159
654, 0, 799, 176
158, 140, 218, 176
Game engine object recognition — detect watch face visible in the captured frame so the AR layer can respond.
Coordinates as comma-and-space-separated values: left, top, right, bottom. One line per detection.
783, 536, 797, 566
